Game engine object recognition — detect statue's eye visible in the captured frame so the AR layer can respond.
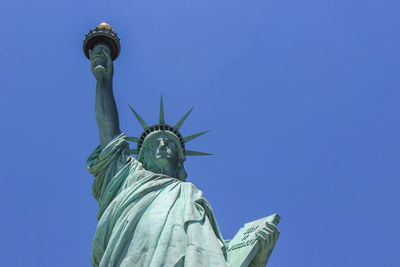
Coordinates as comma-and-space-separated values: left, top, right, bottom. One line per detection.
168, 142, 176, 149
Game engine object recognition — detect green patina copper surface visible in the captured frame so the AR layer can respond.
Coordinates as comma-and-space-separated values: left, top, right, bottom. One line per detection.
84, 23, 280, 267
87, 134, 228, 266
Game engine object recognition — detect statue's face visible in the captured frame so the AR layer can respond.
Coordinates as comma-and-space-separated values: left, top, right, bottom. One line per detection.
141, 131, 181, 170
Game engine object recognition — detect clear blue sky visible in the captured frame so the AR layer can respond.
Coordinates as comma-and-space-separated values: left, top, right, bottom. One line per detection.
1, 0, 399, 266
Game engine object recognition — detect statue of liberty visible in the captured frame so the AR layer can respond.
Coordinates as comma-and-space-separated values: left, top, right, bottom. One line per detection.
84, 23, 280, 267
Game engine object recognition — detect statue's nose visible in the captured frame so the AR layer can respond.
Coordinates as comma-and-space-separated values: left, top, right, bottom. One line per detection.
159, 139, 166, 149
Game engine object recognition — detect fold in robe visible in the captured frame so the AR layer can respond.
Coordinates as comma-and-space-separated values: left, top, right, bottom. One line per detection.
87, 134, 228, 267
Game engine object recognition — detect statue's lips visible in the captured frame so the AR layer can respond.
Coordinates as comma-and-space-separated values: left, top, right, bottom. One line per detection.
157, 151, 170, 158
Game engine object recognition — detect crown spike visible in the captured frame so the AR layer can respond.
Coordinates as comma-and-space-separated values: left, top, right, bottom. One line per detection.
174, 106, 194, 130
129, 105, 149, 129
185, 150, 213, 156
127, 136, 140, 142
159, 94, 165, 124
183, 130, 210, 143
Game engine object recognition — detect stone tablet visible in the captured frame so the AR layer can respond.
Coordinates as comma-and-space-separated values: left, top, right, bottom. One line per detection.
226, 214, 280, 267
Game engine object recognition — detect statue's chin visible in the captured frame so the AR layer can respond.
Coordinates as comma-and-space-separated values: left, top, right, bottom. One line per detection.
154, 157, 171, 166
153, 157, 178, 170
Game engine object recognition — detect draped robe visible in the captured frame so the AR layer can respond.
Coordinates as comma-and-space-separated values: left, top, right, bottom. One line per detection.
87, 134, 229, 267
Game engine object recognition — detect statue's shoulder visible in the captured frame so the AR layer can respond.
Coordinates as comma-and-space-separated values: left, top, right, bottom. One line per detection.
178, 180, 206, 197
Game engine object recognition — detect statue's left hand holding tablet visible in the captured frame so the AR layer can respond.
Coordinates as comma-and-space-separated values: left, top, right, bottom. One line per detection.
250, 222, 280, 267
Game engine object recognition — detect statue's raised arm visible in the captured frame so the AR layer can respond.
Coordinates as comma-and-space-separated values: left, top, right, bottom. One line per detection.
90, 44, 120, 147
84, 23, 122, 147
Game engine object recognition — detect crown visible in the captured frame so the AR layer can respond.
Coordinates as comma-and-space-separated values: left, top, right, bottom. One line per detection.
128, 95, 212, 157
83, 22, 121, 61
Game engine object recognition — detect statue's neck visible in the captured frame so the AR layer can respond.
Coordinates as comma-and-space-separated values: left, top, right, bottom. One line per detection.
147, 166, 177, 179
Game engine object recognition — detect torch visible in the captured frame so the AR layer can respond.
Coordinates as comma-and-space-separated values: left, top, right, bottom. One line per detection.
83, 23, 121, 70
